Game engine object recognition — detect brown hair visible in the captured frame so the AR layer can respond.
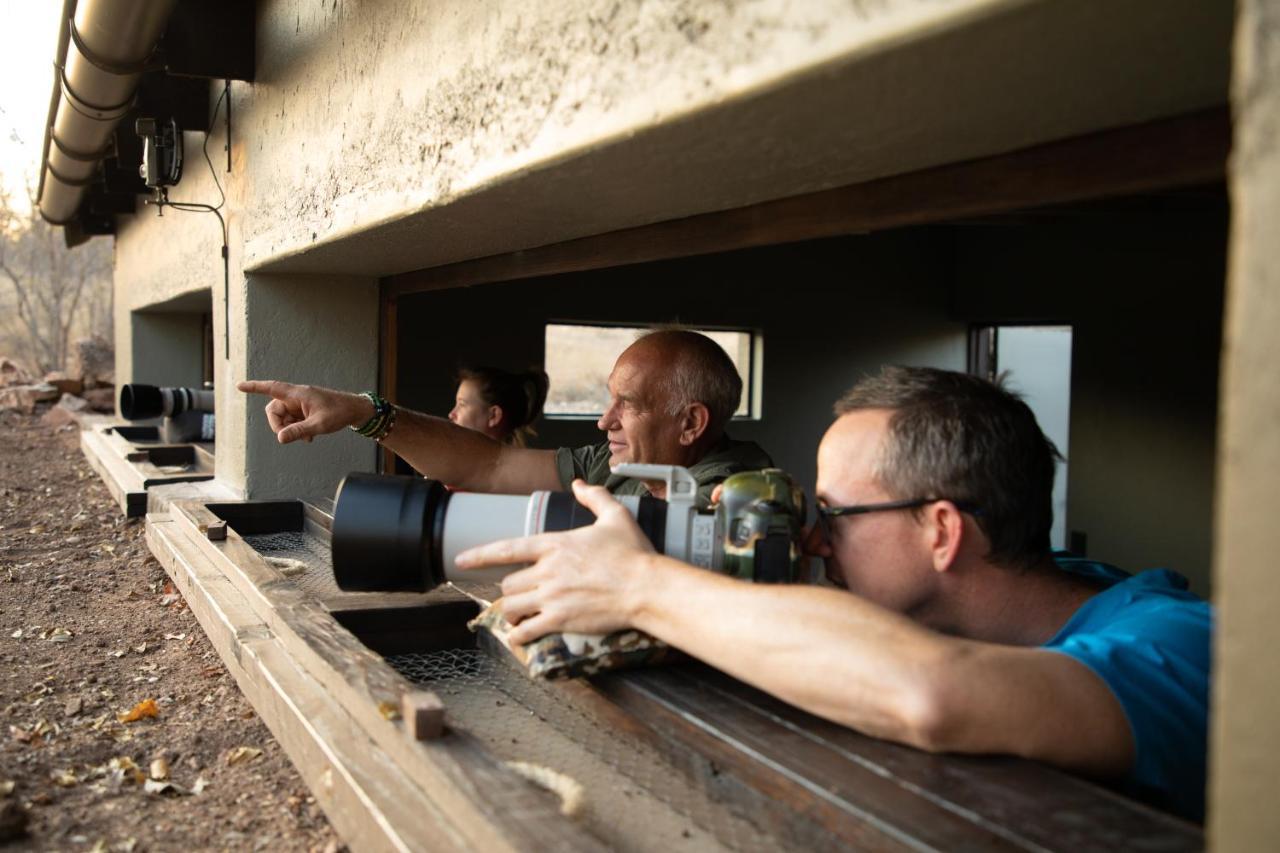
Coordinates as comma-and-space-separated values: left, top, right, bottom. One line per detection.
835, 366, 1062, 569
457, 365, 550, 447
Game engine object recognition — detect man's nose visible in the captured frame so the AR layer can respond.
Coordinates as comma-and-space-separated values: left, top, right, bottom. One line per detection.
597, 402, 619, 431
447, 407, 459, 423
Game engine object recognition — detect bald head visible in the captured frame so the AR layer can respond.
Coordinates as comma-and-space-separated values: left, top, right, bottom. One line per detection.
621, 330, 743, 437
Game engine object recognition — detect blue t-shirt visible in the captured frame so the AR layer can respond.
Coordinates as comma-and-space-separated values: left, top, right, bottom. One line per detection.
1043, 557, 1212, 822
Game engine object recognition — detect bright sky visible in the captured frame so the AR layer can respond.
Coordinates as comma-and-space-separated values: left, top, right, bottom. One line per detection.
0, 2, 63, 213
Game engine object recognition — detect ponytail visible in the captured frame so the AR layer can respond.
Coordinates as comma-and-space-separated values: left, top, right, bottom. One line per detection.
457, 365, 550, 447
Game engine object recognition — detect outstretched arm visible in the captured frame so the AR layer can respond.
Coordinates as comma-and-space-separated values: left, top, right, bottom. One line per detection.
237, 380, 561, 493
457, 481, 1134, 778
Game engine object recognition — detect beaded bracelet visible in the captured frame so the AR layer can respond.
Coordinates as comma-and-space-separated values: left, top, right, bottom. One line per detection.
350, 391, 397, 441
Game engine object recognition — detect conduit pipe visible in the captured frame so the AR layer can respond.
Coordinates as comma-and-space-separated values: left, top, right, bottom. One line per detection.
37, 0, 176, 225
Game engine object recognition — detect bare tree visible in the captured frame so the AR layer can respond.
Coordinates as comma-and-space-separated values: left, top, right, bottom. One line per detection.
0, 183, 112, 373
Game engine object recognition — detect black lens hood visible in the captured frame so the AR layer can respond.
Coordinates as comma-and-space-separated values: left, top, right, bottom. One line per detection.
330, 473, 451, 592
120, 383, 163, 420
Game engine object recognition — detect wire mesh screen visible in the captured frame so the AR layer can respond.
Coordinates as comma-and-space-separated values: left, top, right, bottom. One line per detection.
387, 648, 777, 852
240, 530, 342, 598
240, 527, 778, 849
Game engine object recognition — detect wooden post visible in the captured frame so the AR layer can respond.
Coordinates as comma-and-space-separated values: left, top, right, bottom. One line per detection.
1211, 0, 1280, 846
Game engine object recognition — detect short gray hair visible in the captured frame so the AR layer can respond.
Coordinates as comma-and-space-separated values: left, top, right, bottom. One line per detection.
640, 329, 743, 435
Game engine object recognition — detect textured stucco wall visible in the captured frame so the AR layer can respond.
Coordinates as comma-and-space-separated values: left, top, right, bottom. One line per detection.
112, 123, 231, 407
239, 0, 1230, 276
232, 273, 379, 503
1211, 0, 1280, 845
112, 126, 229, 312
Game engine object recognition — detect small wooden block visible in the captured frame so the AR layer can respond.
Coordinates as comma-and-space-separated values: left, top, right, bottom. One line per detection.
204, 520, 228, 541
401, 690, 445, 740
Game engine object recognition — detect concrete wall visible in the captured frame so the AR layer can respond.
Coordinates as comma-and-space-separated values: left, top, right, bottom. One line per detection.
128, 311, 206, 390
1211, 0, 1280, 845
239, 0, 1230, 277
952, 199, 1226, 595
235, 274, 380, 504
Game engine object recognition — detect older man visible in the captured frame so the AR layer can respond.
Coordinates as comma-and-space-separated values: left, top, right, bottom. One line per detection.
456, 367, 1212, 821
239, 329, 771, 502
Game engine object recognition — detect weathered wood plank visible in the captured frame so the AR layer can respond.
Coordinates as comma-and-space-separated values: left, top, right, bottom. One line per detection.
165, 501, 603, 852
618, 665, 1202, 853
146, 516, 471, 852
81, 428, 148, 516
471, 631, 899, 851
587, 664, 1025, 852
82, 427, 217, 517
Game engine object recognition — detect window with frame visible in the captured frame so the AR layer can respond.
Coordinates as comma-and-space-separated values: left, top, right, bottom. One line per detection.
543, 323, 759, 418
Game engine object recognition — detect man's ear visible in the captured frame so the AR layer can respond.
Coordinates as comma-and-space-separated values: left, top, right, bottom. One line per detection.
924, 500, 967, 573
678, 402, 711, 446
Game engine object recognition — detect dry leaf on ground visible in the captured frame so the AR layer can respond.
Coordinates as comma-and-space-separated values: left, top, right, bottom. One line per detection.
117, 698, 158, 723
106, 756, 145, 786
224, 746, 263, 766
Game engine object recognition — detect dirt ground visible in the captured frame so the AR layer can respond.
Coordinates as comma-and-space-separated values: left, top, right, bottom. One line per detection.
0, 407, 343, 852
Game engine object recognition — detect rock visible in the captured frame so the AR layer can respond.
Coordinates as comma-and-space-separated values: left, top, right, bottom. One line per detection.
0, 384, 59, 414
42, 407, 77, 430
71, 336, 114, 389
42, 372, 83, 396
42, 393, 92, 429
0, 358, 33, 387
41, 407, 76, 429
58, 393, 91, 413
81, 387, 115, 413
64, 696, 82, 717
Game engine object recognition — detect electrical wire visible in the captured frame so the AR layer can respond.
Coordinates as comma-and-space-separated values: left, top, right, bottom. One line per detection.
151, 81, 233, 358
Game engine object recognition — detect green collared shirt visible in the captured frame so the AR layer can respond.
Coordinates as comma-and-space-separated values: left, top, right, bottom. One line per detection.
554, 435, 774, 508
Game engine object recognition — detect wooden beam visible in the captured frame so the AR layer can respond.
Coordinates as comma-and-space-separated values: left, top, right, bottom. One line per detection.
387, 109, 1228, 297
605, 665, 1203, 852
81, 426, 217, 518
163, 500, 603, 852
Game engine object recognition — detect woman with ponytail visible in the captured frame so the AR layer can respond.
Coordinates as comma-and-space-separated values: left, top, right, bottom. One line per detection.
448, 365, 550, 447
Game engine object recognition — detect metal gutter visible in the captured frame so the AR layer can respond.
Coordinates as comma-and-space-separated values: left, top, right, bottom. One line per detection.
37, 0, 176, 226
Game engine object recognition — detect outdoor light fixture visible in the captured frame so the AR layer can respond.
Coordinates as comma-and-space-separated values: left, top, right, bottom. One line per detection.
136, 116, 183, 188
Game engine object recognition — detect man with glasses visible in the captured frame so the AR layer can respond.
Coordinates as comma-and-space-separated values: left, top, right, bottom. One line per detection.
457, 366, 1212, 821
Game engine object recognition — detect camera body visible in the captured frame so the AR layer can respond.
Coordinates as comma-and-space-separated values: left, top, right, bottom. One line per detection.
329, 464, 807, 593
118, 383, 215, 443
135, 117, 183, 188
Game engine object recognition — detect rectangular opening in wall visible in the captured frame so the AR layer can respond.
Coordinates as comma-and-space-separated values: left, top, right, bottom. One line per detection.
543, 322, 759, 419
970, 324, 1074, 551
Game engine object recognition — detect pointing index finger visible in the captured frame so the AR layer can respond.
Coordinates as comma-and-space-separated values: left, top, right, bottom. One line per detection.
238, 379, 292, 399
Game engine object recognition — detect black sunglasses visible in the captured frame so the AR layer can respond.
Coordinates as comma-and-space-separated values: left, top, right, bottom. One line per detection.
815, 497, 983, 540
